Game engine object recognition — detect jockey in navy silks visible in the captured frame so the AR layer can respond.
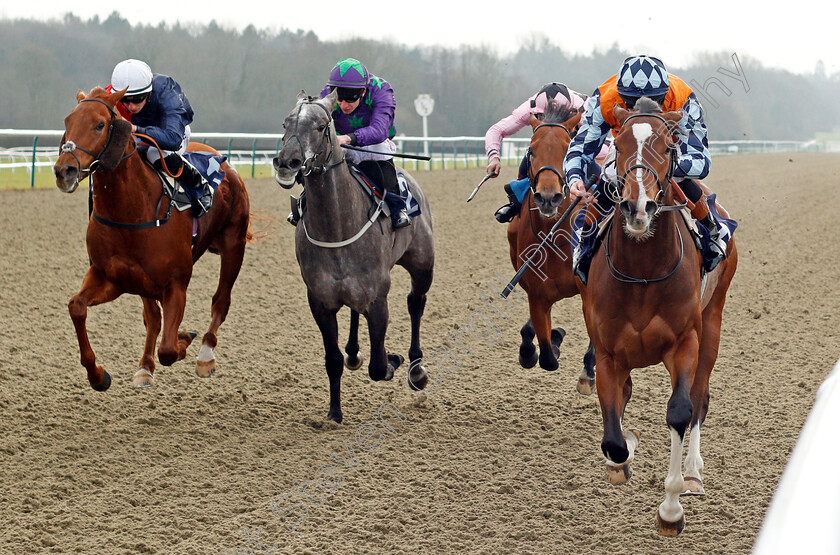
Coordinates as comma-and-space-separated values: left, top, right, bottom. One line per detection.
109, 59, 203, 191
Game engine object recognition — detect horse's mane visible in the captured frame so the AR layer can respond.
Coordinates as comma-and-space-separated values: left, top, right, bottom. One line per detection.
87, 86, 110, 98
542, 99, 581, 125
634, 96, 663, 114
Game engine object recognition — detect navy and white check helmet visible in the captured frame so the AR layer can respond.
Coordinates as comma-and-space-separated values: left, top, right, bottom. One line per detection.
617, 55, 669, 98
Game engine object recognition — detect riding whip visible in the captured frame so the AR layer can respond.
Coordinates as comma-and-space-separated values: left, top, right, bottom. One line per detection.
466, 173, 493, 202
500, 195, 582, 299
340, 144, 431, 161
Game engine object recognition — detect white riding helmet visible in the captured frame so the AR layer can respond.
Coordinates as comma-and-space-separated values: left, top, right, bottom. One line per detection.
111, 59, 153, 95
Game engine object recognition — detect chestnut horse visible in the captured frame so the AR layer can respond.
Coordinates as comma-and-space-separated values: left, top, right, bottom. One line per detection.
579, 98, 737, 535
54, 87, 252, 390
507, 103, 596, 393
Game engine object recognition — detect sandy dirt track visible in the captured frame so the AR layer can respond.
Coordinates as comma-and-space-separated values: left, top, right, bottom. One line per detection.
0, 152, 838, 554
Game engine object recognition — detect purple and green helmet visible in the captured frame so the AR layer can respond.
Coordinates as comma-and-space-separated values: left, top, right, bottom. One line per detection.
327, 58, 370, 89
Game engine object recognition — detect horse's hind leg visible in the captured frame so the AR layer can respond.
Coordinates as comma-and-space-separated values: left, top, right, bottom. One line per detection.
68, 268, 123, 391
519, 320, 538, 368
308, 292, 344, 423
197, 234, 247, 377
344, 310, 363, 370
405, 267, 433, 391
134, 298, 161, 388
577, 341, 597, 395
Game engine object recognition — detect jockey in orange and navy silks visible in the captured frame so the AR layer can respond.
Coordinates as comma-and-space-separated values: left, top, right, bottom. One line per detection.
564, 56, 711, 195
564, 55, 726, 274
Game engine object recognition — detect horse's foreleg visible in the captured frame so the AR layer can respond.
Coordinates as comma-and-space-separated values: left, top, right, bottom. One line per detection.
365, 296, 400, 382
657, 339, 700, 536
577, 341, 597, 395
198, 236, 246, 377
308, 292, 344, 423
158, 284, 188, 367
68, 268, 123, 391
600, 363, 637, 484
528, 296, 561, 371
405, 267, 433, 391
133, 297, 162, 388
344, 310, 363, 370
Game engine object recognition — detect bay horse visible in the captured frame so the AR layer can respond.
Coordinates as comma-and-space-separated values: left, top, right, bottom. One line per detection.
507, 102, 596, 393
53, 87, 252, 390
272, 91, 434, 424
579, 97, 738, 535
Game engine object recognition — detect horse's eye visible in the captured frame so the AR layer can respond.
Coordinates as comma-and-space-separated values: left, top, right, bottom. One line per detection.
95, 122, 105, 131
282, 122, 287, 129
317, 124, 326, 132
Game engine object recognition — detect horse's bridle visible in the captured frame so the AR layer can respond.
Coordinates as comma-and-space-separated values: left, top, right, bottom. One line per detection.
58, 97, 135, 182
283, 99, 345, 176
527, 122, 573, 195
613, 112, 684, 215
604, 112, 688, 284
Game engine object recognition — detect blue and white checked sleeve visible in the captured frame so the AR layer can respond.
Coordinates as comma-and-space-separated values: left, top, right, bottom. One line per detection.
564, 93, 612, 185
674, 92, 711, 179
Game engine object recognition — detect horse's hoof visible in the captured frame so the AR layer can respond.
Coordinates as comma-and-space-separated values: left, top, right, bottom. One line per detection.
407, 361, 428, 391
326, 409, 343, 424
384, 353, 404, 380
539, 353, 559, 372
91, 370, 112, 392
606, 462, 633, 484
681, 477, 706, 496
344, 353, 363, 370
550, 327, 566, 357
576, 377, 596, 395
132, 368, 154, 388
655, 510, 686, 536
196, 359, 216, 378
519, 349, 538, 369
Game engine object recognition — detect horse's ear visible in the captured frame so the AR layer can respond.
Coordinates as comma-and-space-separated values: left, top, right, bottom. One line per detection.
111, 87, 128, 103
613, 104, 631, 127
324, 88, 338, 105
76, 89, 87, 103
663, 110, 687, 136
297, 90, 308, 103
564, 111, 583, 133
529, 113, 541, 130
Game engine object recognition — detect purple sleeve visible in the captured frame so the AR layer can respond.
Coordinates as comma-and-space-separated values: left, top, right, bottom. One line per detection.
351, 79, 396, 146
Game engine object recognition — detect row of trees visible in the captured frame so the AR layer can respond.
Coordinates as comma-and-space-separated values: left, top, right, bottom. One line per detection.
1, 12, 838, 142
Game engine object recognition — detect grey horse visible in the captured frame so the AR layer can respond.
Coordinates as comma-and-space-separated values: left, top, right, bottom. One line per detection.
273, 91, 435, 423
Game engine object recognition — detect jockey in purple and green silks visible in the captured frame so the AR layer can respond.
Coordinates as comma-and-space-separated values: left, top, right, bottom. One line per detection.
292, 58, 409, 229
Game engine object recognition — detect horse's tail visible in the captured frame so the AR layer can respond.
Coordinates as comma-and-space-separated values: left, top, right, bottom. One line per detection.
227, 160, 272, 244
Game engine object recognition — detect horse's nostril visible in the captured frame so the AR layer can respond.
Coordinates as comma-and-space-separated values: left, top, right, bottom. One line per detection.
533, 193, 544, 205
645, 200, 658, 217
619, 200, 634, 218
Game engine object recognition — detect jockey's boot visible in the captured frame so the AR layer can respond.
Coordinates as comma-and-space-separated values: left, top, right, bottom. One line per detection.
287, 189, 305, 226
691, 194, 726, 272
494, 181, 522, 223
379, 159, 410, 229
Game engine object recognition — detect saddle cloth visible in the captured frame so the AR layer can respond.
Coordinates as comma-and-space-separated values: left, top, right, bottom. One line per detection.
157, 151, 226, 218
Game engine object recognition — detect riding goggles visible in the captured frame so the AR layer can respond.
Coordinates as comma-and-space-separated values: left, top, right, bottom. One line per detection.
122, 93, 150, 105
335, 87, 364, 103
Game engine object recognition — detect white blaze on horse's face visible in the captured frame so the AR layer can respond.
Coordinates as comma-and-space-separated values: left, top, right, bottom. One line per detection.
626, 122, 654, 235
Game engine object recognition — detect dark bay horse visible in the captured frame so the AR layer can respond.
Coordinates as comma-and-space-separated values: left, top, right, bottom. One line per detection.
272, 91, 434, 423
579, 98, 738, 535
506, 103, 596, 393
54, 87, 252, 389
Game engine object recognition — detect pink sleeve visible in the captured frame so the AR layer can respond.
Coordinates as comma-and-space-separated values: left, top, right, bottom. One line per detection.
484, 97, 534, 161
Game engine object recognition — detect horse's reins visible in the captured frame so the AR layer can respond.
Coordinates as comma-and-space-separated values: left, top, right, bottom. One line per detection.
60, 97, 175, 230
